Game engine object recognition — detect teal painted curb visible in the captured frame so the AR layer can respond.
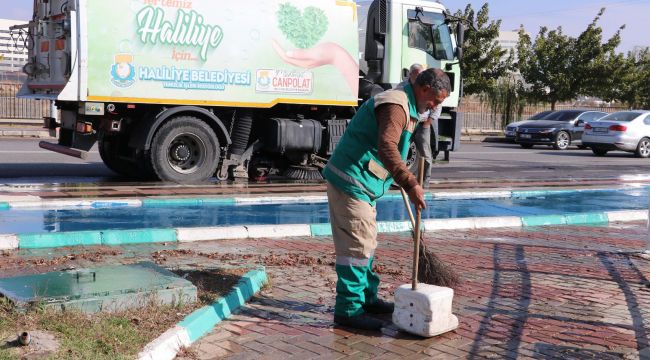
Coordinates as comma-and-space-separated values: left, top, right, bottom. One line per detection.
310, 223, 332, 236
521, 215, 567, 227
179, 268, 268, 343
0, 202, 9, 210
101, 229, 177, 246
143, 198, 236, 208
565, 212, 608, 226
19, 231, 103, 249
18, 229, 178, 249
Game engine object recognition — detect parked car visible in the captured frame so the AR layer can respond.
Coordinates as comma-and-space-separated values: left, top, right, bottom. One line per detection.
515, 110, 608, 150
582, 110, 650, 157
504, 110, 555, 141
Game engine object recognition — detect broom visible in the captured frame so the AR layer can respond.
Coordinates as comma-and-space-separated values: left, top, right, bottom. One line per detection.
399, 158, 460, 288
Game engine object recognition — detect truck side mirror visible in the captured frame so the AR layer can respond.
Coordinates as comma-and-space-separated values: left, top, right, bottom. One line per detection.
456, 23, 465, 60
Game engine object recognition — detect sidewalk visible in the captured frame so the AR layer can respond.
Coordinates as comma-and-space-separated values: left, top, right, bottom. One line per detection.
3, 222, 648, 359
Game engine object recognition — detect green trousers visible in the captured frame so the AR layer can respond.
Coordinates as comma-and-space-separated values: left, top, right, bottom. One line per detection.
335, 257, 381, 317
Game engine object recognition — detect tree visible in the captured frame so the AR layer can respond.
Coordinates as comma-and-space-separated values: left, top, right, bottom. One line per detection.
516, 9, 623, 109
616, 48, 650, 108
455, 3, 509, 95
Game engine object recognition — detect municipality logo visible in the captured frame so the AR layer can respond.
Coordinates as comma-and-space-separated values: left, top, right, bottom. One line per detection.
110, 53, 136, 88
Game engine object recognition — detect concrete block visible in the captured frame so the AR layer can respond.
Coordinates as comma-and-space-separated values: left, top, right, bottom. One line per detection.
393, 284, 458, 337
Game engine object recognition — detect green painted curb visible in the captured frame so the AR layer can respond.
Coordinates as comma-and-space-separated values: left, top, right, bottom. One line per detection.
377, 221, 412, 233
179, 268, 268, 343
310, 223, 332, 236
19, 231, 103, 249
143, 198, 235, 208
521, 215, 567, 227
0, 203, 9, 210
101, 229, 177, 246
565, 212, 608, 226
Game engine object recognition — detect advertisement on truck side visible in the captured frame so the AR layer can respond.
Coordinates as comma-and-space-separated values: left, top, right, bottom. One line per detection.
86, 0, 359, 107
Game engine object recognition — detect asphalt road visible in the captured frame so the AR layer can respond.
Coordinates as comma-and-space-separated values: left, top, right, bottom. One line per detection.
1, 138, 649, 184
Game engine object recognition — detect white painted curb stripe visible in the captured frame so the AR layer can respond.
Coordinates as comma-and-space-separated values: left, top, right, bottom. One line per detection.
431, 191, 512, 199
474, 216, 523, 229
177, 226, 249, 242
0, 234, 18, 250
424, 218, 477, 230
606, 210, 648, 222
9, 199, 143, 209
0, 195, 41, 203
247, 224, 312, 238
137, 326, 191, 360
235, 195, 327, 205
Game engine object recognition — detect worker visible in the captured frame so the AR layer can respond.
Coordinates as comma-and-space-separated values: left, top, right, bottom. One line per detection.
323, 68, 451, 330
398, 64, 442, 186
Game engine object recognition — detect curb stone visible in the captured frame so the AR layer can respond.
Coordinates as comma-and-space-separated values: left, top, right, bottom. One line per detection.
1, 186, 648, 210
137, 268, 268, 360
3, 210, 647, 250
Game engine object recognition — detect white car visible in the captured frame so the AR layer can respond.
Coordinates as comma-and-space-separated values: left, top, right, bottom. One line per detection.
582, 110, 650, 157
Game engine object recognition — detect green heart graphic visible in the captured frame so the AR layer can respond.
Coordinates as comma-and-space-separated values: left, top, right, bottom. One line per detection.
277, 3, 329, 49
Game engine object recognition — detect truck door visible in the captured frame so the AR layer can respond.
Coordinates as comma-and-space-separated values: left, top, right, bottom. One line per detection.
398, 6, 457, 101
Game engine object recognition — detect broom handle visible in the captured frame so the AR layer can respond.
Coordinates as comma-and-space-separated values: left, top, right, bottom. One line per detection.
399, 188, 416, 228
412, 157, 425, 290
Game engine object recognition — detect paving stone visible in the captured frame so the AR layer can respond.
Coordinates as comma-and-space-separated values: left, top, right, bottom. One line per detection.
8, 221, 650, 359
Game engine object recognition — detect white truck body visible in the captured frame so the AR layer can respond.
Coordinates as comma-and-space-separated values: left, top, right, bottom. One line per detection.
16, 0, 464, 183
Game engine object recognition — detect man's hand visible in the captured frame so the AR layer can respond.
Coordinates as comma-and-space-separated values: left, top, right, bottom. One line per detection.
407, 184, 427, 209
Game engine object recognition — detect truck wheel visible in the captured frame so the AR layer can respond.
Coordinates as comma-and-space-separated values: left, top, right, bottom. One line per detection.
99, 136, 144, 178
149, 116, 220, 182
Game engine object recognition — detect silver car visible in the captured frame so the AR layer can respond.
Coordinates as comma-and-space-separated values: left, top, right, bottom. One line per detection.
582, 110, 650, 157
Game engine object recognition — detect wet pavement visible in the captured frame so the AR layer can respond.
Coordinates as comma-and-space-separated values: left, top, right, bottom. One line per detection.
2, 221, 650, 359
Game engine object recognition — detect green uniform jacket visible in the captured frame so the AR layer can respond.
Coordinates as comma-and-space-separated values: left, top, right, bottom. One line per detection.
323, 84, 420, 205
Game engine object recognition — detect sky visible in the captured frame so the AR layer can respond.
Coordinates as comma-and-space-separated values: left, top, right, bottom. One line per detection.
0, 0, 647, 52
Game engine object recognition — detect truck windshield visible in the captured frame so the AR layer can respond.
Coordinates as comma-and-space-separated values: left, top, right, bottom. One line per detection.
407, 10, 454, 60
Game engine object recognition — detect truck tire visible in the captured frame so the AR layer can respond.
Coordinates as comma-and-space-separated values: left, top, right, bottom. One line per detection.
149, 116, 221, 182
99, 136, 145, 178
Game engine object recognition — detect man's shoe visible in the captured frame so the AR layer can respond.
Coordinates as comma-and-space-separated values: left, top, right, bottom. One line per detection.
363, 299, 395, 314
334, 313, 384, 330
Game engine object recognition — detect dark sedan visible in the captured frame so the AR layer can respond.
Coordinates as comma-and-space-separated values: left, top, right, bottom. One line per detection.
515, 110, 607, 150
504, 110, 555, 141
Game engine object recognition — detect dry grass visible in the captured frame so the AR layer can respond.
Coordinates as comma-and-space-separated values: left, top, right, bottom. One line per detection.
0, 268, 247, 360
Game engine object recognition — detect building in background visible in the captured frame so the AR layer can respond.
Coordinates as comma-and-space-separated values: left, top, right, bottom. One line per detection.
497, 30, 520, 61
0, 18, 29, 82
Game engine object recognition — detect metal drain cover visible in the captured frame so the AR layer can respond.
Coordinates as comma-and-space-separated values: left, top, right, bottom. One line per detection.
0, 262, 196, 313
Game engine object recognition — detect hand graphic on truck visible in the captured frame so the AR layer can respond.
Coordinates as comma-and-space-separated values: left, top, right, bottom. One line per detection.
272, 39, 359, 96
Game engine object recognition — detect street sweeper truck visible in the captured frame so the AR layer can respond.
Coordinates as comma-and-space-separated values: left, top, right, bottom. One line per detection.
13, 0, 465, 183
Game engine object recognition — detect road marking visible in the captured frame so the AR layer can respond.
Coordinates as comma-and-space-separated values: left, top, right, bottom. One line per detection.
521, 170, 549, 173
458, 171, 496, 173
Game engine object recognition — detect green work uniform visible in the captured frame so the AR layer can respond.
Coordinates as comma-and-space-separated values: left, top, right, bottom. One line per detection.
323, 84, 420, 317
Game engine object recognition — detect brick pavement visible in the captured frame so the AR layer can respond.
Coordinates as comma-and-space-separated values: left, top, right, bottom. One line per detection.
170, 221, 650, 359
2, 222, 649, 359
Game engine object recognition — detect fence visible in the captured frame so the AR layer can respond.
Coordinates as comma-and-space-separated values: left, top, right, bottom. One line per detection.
0, 82, 50, 120
0, 82, 633, 129
459, 99, 628, 130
